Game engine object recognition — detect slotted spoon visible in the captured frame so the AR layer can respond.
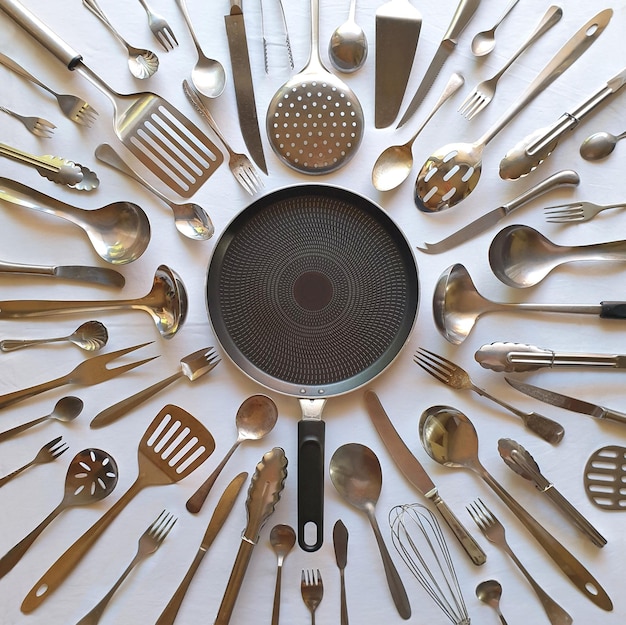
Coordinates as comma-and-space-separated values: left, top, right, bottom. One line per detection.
21, 404, 215, 613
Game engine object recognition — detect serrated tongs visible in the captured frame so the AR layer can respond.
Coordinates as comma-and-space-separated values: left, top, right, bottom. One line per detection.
215, 447, 288, 625
498, 438, 606, 547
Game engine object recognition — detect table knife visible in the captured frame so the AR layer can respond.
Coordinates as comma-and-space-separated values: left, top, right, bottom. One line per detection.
505, 377, 626, 425
397, 0, 480, 127
0, 259, 124, 287
333, 520, 349, 625
364, 389, 486, 565
224, 0, 267, 174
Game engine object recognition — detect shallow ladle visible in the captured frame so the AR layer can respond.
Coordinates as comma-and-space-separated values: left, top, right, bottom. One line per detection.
330, 443, 411, 620
418, 404, 613, 612
489, 224, 626, 288
470, 0, 520, 57
186, 395, 278, 513
328, 0, 368, 73
476, 579, 508, 625
580, 130, 626, 161
269, 524, 296, 625
0, 265, 187, 339
0, 177, 150, 264
0, 320, 108, 353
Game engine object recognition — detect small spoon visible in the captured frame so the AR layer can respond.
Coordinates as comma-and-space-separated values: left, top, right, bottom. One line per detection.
330, 443, 411, 620
0, 177, 150, 265
270, 524, 296, 625
476, 579, 508, 625
0, 396, 83, 443
95, 143, 214, 241
0, 320, 108, 353
372, 73, 464, 191
328, 0, 368, 73
471, 0, 521, 57
186, 395, 278, 513
580, 130, 626, 161
175, 0, 226, 98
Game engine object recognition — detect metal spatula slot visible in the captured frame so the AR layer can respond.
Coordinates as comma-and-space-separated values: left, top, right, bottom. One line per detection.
584, 445, 626, 510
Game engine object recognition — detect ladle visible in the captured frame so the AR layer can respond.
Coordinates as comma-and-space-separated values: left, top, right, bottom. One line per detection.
0, 265, 187, 339
95, 143, 213, 241
0, 320, 108, 353
419, 405, 613, 611
0, 448, 118, 578
330, 443, 411, 620
433, 263, 626, 344
0, 396, 83, 443
175, 0, 226, 98
470, 0, 520, 57
186, 395, 278, 513
489, 224, 626, 288
0, 177, 150, 265
476, 579, 508, 625
580, 130, 626, 161
328, 0, 368, 73
270, 524, 296, 625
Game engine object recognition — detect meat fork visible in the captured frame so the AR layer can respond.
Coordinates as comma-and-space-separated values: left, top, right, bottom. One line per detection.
0, 106, 55, 138
0, 341, 157, 410
0, 436, 68, 487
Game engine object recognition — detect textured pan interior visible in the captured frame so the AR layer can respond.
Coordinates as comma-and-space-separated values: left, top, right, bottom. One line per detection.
207, 185, 419, 396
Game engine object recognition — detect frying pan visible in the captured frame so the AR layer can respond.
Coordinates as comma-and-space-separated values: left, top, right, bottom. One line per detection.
207, 185, 419, 551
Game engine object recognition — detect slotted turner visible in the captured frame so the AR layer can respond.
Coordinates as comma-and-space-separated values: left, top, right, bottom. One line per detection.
583, 445, 626, 510
21, 404, 215, 613
0, 0, 223, 198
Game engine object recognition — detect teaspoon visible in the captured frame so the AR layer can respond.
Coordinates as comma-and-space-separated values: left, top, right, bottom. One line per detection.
0, 320, 108, 353
471, 0, 520, 57
328, 0, 368, 73
580, 130, 626, 161
476, 579, 508, 625
270, 524, 296, 625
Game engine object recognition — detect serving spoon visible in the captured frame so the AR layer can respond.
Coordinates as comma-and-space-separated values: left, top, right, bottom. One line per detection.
328, 0, 368, 73
0, 320, 108, 353
580, 129, 626, 161
0, 177, 150, 265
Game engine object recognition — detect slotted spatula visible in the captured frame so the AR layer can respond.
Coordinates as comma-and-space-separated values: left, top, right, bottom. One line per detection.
20, 404, 215, 613
0, 0, 223, 198
584, 445, 626, 510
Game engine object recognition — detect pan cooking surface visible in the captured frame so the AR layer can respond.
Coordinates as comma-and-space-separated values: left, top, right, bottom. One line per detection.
208, 186, 418, 395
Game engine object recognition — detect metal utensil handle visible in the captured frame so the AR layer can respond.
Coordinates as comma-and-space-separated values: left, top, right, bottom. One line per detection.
502, 170, 580, 215
214, 540, 254, 625
0, 415, 49, 441
0, 337, 65, 351
443, 0, 481, 43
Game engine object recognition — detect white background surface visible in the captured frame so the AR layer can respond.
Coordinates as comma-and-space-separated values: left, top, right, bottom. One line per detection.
1, 0, 626, 623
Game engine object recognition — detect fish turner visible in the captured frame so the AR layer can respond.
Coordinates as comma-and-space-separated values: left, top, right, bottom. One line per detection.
584, 445, 626, 510
21, 404, 215, 613
0, 0, 223, 198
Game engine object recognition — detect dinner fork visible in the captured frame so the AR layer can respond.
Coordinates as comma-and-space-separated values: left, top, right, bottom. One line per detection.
0, 106, 55, 138
544, 201, 626, 224
467, 499, 573, 625
0, 436, 68, 487
301, 569, 324, 625
137, 0, 178, 51
76, 510, 177, 625
182, 80, 264, 195
0, 52, 98, 127
414, 347, 564, 444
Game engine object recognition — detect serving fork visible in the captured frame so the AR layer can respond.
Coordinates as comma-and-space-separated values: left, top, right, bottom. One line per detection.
414, 347, 564, 444
0, 51, 98, 126
137, 0, 178, 51
0, 105, 55, 137
0, 436, 68, 488
467, 499, 573, 625
544, 201, 626, 223
301, 569, 324, 625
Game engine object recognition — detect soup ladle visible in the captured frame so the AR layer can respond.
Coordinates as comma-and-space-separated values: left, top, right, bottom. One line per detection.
0, 265, 187, 339
418, 404, 612, 611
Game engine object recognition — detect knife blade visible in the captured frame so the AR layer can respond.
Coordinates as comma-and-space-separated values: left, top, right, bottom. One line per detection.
505, 377, 626, 426
224, 0, 267, 174
364, 390, 486, 565
397, 0, 481, 127
417, 169, 579, 254
0, 259, 125, 287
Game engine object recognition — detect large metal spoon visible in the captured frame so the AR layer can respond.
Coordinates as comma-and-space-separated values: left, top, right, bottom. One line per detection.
470, 0, 520, 57
330, 443, 411, 620
0, 177, 150, 265
419, 405, 612, 611
175, 0, 226, 98
328, 0, 368, 73
580, 130, 626, 161
270, 524, 296, 625
186, 395, 278, 513
476, 579, 508, 625
489, 224, 626, 288
0, 320, 108, 353
0, 265, 187, 340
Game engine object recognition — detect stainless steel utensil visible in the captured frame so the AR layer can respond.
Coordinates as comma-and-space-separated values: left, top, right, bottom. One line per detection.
544, 200, 626, 223
413, 347, 564, 444
419, 405, 612, 610
333, 520, 349, 625
270, 524, 296, 625
76, 510, 176, 625
415, 9, 611, 212
0, 105, 55, 137
90, 347, 219, 428
0, 436, 68, 489
260, 0, 293, 72
584, 446, 626, 510
470, 0, 520, 56
330, 443, 411, 620
580, 129, 626, 160
328, 0, 367, 73
21, 404, 215, 613
301, 569, 324, 625
0, 320, 108, 353
186, 395, 278, 513
476, 580, 508, 625
137, 0, 178, 51
0, 259, 124, 288
0, 0, 223, 197
468, 499, 573, 625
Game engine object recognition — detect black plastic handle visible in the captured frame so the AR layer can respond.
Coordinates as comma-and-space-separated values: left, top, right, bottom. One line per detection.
600, 302, 626, 318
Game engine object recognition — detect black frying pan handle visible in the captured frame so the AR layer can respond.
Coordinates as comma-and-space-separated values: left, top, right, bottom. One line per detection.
600, 302, 626, 318
298, 419, 325, 552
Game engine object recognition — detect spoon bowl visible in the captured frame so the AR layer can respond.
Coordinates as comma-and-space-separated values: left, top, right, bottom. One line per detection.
270, 523, 296, 625
471, 0, 521, 57
328, 0, 368, 73
580, 130, 626, 161
476, 579, 508, 624
127, 46, 159, 80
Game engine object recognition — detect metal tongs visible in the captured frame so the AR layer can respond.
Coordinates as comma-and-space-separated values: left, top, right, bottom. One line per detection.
498, 438, 606, 548
475, 341, 626, 372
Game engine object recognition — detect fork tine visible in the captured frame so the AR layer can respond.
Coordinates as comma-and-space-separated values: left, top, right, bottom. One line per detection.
100, 355, 160, 381
466, 96, 489, 121
458, 92, 479, 118
413, 348, 454, 382
94, 341, 155, 365
148, 509, 177, 542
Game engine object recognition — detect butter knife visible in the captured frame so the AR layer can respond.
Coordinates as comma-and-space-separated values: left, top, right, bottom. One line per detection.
224, 0, 267, 174
0, 259, 124, 287
333, 520, 349, 625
